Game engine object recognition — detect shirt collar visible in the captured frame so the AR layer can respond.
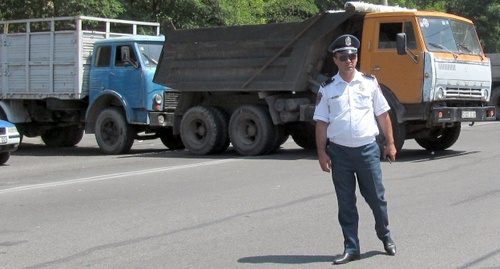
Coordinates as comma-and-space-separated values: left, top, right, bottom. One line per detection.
333, 70, 362, 85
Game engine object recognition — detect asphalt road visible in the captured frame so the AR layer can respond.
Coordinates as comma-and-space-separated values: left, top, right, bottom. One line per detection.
1, 122, 499, 269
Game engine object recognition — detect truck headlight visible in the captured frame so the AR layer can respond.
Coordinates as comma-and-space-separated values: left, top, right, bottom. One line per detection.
436, 87, 445, 100
153, 94, 162, 111
483, 88, 489, 101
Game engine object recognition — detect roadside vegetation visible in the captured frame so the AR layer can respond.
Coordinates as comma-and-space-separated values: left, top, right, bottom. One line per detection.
0, 0, 498, 52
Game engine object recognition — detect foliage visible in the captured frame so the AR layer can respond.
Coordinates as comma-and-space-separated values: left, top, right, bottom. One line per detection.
0, 0, 124, 20
0, 0, 498, 52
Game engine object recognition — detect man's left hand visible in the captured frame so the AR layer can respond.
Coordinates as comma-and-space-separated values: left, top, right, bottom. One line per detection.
383, 143, 397, 163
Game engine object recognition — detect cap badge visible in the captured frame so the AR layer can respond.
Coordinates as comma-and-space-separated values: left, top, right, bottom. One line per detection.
345, 36, 352, 46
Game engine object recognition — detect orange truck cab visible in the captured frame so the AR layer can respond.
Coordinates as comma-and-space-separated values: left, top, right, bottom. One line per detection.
358, 8, 495, 150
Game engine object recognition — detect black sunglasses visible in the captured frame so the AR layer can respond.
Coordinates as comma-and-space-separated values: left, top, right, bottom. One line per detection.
337, 54, 357, 62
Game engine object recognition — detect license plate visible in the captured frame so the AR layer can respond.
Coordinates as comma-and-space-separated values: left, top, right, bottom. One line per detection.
0, 136, 6, 144
462, 111, 476, 119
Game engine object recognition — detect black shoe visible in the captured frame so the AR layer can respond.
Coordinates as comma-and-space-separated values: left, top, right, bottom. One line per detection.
383, 238, 397, 255
333, 252, 361, 265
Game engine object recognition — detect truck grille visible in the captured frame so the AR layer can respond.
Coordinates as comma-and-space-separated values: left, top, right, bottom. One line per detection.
164, 91, 179, 111
445, 87, 482, 99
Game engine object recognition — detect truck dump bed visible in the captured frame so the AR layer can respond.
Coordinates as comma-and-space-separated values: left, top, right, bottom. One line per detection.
0, 16, 159, 100
154, 11, 363, 93
489, 54, 500, 83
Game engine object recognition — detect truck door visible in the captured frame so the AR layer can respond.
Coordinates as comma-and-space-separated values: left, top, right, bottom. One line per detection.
362, 20, 424, 104
90, 45, 112, 97
109, 44, 143, 109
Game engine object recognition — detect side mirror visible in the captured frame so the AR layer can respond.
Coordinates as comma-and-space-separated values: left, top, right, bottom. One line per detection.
120, 46, 139, 68
396, 33, 407, 55
121, 46, 131, 61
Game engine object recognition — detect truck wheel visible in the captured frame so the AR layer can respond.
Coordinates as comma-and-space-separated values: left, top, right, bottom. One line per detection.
265, 124, 287, 154
0, 152, 10, 165
41, 126, 84, 147
180, 106, 224, 155
64, 126, 84, 146
289, 122, 316, 150
159, 129, 185, 150
210, 107, 230, 154
229, 105, 276, 156
415, 124, 461, 151
376, 109, 405, 153
95, 107, 135, 155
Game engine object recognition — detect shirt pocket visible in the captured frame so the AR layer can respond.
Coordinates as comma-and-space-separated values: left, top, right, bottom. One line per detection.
327, 95, 348, 117
353, 90, 372, 110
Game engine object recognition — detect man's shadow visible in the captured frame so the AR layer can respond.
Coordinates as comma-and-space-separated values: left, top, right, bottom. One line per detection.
237, 251, 386, 265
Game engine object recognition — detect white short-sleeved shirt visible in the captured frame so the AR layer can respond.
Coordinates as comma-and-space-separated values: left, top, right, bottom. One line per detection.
313, 70, 390, 148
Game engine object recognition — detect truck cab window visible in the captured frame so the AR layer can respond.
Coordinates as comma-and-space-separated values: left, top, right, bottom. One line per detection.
379, 22, 417, 50
115, 45, 137, 67
95, 46, 111, 67
379, 23, 402, 49
404, 22, 417, 49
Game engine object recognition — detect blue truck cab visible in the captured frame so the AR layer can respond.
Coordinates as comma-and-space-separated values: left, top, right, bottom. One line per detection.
85, 36, 183, 154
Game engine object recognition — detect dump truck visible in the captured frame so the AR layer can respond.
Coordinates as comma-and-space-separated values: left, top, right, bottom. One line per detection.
153, 2, 495, 156
487, 53, 500, 119
0, 16, 183, 154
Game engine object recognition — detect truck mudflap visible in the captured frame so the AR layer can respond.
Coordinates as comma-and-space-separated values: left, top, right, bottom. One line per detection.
432, 106, 496, 122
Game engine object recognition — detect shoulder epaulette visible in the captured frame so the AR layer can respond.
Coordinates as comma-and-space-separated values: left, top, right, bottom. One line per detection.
321, 77, 335, 87
361, 73, 376, 80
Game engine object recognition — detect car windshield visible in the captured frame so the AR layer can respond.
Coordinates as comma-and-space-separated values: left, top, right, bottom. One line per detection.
418, 17, 482, 56
137, 42, 163, 67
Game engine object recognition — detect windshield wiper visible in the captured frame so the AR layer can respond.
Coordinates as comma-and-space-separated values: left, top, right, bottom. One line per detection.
456, 43, 482, 59
428, 42, 458, 59
457, 43, 472, 53
142, 53, 158, 65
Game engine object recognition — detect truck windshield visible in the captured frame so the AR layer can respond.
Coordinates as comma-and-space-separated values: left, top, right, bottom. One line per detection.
137, 43, 163, 67
418, 17, 482, 56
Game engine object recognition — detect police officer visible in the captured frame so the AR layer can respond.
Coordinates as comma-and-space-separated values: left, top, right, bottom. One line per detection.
313, 34, 397, 265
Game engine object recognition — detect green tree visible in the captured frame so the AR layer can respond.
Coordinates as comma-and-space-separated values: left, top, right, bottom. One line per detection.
0, 0, 124, 20
1, 0, 498, 53
123, 0, 317, 28
263, 0, 319, 23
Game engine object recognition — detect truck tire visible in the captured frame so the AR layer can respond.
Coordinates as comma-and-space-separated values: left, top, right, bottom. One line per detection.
210, 107, 230, 154
289, 122, 316, 150
65, 127, 85, 146
95, 107, 135, 155
415, 124, 461, 151
159, 129, 185, 150
41, 126, 84, 147
0, 152, 10, 165
376, 109, 405, 153
180, 106, 225, 155
265, 124, 287, 154
229, 105, 276, 156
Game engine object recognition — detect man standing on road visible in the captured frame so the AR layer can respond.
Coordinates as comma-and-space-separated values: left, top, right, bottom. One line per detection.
313, 34, 397, 265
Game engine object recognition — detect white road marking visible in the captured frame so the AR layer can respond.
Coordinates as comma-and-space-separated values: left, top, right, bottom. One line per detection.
0, 159, 239, 194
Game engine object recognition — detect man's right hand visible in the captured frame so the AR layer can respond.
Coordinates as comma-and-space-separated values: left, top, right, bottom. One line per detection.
318, 150, 331, 173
